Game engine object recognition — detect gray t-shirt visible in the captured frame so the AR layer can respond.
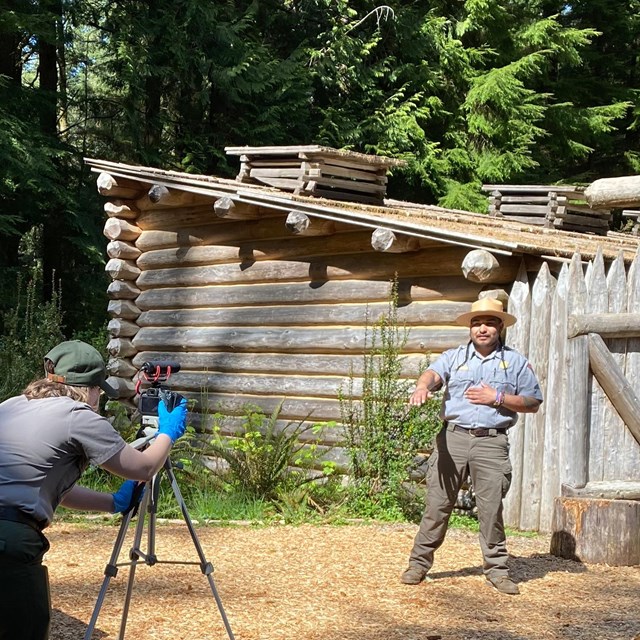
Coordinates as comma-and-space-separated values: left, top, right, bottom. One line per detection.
0, 395, 126, 526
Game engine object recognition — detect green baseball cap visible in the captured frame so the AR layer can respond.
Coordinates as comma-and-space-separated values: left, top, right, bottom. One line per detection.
44, 340, 118, 398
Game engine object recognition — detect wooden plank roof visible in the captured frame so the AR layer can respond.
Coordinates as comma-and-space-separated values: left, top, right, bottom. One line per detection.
85, 158, 640, 264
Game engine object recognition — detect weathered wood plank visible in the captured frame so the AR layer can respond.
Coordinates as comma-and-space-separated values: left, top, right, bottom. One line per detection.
519, 263, 555, 531
503, 261, 531, 529
561, 481, 640, 500
602, 254, 628, 480
154, 371, 359, 399
134, 230, 376, 269
136, 300, 470, 328
588, 332, 640, 449
561, 255, 589, 489
131, 326, 467, 355
568, 312, 640, 338
585, 248, 608, 482
135, 277, 482, 310
135, 217, 355, 252
132, 351, 432, 378
134, 247, 470, 290
623, 250, 640, 479
539, 263, 569, 532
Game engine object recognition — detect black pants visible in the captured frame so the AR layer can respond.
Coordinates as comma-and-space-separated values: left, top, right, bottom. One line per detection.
0, 521, 51, 640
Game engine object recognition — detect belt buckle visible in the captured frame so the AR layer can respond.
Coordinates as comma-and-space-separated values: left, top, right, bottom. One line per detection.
471, 428, 488, 437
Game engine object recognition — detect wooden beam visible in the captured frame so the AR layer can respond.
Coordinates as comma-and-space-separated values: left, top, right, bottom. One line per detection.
568, 312, 640, 338
285, 211, 335, 236
585, 175, 640, 208
370, 228, 419, 253
561, 481, 640, 500
588, 332, 640, 447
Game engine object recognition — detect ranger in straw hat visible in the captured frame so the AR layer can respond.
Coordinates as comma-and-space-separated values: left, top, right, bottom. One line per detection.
401, 298, 542, 595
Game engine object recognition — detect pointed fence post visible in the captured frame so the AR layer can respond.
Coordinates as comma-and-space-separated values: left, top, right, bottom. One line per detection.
519, 263, 555, 531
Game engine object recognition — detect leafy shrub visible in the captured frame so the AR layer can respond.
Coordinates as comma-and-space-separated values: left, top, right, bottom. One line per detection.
340, 283, 441, 519
201, 401, 336, 503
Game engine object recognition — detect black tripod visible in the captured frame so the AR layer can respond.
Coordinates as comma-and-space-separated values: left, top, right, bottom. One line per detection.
83, 451, 235, 640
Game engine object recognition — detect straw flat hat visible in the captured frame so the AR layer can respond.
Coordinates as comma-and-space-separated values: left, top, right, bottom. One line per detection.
455, 298, 517, 328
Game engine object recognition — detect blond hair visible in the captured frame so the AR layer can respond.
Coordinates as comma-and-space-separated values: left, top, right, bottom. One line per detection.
23, 378, 91, 404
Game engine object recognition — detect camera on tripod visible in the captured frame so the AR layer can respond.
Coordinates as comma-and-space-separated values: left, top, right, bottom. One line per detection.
136, 361, 182, 429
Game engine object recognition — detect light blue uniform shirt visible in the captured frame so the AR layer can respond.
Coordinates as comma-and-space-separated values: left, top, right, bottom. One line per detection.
429, 343, 543, 430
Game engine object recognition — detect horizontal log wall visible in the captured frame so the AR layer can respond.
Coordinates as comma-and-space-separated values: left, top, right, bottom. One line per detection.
98, 177, 484, 439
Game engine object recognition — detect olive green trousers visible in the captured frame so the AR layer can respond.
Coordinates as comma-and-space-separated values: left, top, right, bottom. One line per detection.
408, 424, 513, 579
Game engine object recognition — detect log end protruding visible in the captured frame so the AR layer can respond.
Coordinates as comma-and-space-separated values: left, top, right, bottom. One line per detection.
585, 175, 640, 209
96, 172, 144, 199
371, 228, 419, 253
285, 211, 335, 236
213, 196, 259, 219
461, 249, 518, 284
104, 199, 140, 220
148, 184, 170, 204
103, 217, 142, 242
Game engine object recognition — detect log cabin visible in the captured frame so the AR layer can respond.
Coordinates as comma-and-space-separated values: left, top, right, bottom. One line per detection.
86, 153, 640, 547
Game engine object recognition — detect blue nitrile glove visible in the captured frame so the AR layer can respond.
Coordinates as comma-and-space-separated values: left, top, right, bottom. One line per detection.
112, 479, 144, 514
157, 395, 188, 444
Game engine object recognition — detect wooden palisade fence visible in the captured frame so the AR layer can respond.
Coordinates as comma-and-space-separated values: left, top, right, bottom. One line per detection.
504, 248, 640, 561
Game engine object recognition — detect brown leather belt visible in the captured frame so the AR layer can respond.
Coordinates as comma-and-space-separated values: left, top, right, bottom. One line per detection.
447, 423, 507, 437
0, 506, 45, 532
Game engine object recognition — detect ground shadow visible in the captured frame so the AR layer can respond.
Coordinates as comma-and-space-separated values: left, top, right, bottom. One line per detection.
50, 608, 107, 640
428, 551, 586, 585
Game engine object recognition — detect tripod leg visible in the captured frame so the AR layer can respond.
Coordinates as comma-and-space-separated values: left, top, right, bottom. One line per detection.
83, 507, 137, 640
117, 479, 155, 639
164, 461, 236, 640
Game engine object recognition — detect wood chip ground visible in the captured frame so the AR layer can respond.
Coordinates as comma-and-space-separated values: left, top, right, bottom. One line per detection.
46, 521, 640, 640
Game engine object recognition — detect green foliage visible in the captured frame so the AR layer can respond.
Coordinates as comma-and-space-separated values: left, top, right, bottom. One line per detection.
200, 401, 336, 503
0, 227, 65, 401
340, 284, 440, 520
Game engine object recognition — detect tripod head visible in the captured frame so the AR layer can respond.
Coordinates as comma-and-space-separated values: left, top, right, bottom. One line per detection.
135, 361, 182, 430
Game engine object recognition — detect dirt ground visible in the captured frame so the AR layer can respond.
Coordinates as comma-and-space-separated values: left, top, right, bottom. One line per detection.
45, 520, 640, 640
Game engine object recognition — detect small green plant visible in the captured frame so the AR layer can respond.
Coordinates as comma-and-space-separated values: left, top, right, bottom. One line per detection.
340, 280, 441, 519
202, 401, 336, 503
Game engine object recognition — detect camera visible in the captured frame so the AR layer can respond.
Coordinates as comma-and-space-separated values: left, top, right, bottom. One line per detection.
136, 361, 182, 429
